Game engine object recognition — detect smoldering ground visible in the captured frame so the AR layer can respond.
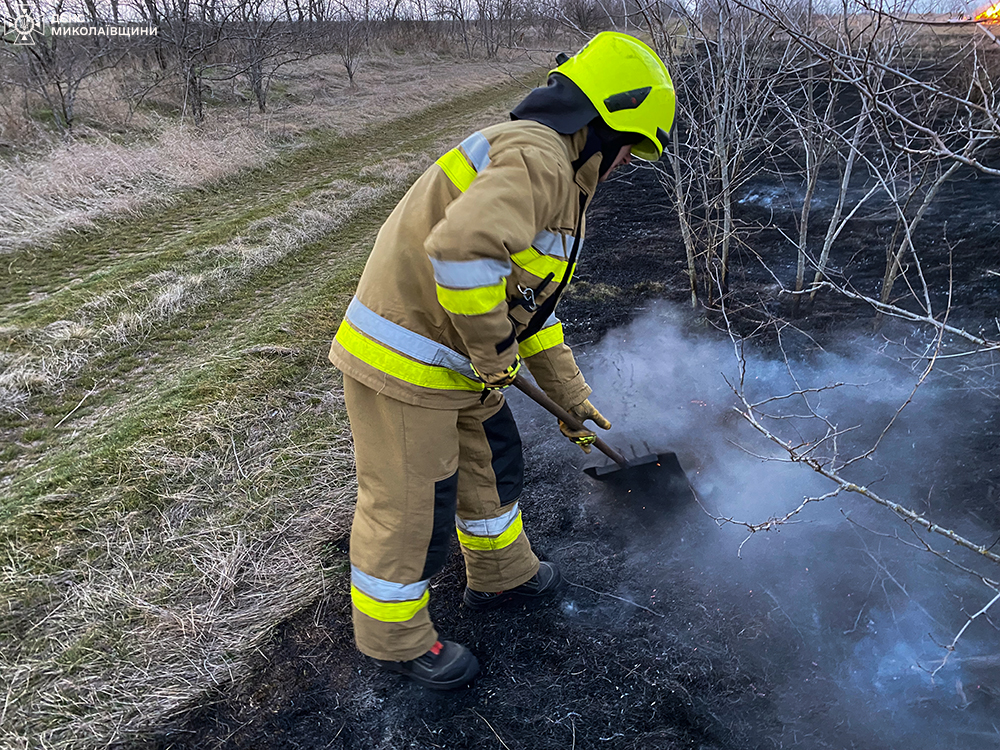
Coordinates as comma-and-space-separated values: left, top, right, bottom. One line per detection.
163, 299, 998, 750
535, 300, 1000, 748
160, 159, 1000, 748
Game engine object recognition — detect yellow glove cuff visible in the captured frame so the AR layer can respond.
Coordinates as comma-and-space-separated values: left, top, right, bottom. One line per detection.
472, 355, 522, 389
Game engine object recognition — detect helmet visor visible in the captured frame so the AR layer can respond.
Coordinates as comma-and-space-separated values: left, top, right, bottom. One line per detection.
632, 127, 670, 161
632, 138, 660, 161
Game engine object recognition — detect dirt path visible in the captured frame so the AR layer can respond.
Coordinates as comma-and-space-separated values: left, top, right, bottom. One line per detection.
2, 76, 534, 481
0, 75, 543, 750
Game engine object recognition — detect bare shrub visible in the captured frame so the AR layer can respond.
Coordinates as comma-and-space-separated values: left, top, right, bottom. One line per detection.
557, 0, 607, 32
646, 0, 790, 302
324, 10, 368, 85
637, 0, 999, 314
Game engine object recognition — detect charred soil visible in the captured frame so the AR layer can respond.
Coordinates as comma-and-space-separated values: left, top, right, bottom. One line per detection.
150, 158, 1000, 750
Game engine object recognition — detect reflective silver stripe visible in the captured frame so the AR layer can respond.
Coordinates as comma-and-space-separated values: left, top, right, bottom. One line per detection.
351, 565, 429, 602
461, 132, 491, 172
345, 297, 474, 374
429, 257, 511, 289
456, 502, 520, 537
531, 230, 566, 257
531, 230, 582, 258
541, 312, 559, 329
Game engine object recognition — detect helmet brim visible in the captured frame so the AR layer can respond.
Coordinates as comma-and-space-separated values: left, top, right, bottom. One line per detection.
632, 138, 661, 161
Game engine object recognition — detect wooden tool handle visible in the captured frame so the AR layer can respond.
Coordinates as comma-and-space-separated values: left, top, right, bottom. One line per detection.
512, 375, 628, 466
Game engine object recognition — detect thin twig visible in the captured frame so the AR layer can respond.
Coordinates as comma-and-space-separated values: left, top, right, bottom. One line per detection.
471, 709, 513, 750
54, 383, 100, 429
566, 581, 664, 618
926, 589, 1000, 678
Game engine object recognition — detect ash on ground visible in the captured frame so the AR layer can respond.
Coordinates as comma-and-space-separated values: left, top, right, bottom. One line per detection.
151, 163, 1000, 750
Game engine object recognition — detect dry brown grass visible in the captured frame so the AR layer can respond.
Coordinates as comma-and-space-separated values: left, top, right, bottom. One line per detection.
0, 83, 487, 418
0, 321, 97, 418
358, 151, 434, 181
267, 52, 541, 136
0, 52, 540, 749
0, 126, 274, 254
1, 383, 357, 749
0, 176, 403, 416
0, 50, 542, 256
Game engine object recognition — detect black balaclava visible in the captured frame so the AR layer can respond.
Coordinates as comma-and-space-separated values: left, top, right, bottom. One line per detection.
511, 73, 639, 178
589, 117, 644, 177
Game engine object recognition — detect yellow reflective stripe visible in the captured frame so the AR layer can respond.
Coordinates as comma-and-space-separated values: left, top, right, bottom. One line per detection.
351, 585, 430, 623
335, 320, 483, 391
457, 511, 524, 551
510, 247, 573, 281
436, 280, 506, 316
518, 321, 565, 358
436, 148, 477, 192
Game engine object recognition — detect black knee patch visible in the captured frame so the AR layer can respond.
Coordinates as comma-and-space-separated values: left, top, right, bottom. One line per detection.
421, 471, 458, 580
482, 401, 524, 505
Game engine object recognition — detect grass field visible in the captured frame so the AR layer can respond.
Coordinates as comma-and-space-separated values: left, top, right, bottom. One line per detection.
0, 54, 544, 750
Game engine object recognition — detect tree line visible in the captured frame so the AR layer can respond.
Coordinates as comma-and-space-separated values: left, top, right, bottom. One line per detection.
1, 0, 606, 131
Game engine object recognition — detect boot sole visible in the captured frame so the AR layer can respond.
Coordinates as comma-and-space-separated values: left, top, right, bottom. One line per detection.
464, 571, 566, 612
463, 589, 517, 612
377, 657, 480, 690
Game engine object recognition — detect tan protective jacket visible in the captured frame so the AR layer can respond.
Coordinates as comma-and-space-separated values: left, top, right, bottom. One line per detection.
329, 120, 602, 410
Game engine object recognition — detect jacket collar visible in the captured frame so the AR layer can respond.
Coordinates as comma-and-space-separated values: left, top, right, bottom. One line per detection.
564, 127, 601, 199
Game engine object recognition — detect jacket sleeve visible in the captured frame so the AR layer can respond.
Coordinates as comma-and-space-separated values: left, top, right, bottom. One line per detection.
424, 143, 565, 375
520, 316, 591, 410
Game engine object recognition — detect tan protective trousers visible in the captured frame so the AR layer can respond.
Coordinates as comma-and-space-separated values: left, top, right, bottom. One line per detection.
344, 375, 540, 661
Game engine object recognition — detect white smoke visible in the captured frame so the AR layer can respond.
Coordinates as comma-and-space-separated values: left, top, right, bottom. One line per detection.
554, 301, 1000, 747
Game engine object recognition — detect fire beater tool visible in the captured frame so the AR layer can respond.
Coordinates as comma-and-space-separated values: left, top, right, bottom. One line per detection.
513, 374, 693, 506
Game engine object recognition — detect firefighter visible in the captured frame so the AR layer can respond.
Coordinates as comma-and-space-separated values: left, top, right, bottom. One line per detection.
328, 31, 675, 690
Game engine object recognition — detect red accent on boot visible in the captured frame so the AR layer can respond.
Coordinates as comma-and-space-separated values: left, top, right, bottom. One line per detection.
429, 641, 443, 656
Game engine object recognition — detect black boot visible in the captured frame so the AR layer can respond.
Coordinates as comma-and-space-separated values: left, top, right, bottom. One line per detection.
372, 640, 479, 690
464, 561, 564, 612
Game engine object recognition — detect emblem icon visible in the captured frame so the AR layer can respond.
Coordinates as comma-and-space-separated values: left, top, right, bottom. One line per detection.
7, 5, 39, 45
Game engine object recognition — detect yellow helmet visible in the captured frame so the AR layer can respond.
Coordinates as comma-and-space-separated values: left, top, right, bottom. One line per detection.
552, 32, 675, 161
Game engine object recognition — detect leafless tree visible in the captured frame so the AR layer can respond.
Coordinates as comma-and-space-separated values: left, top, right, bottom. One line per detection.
322, 1, 365, 86
559, 0, 605, 32
644, 0, 789, 303
2, 0, 130, 135
132, 0, 232, 122
476, 0, 529, 57
434, 0, 474, 56
225, 0, 293, 113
